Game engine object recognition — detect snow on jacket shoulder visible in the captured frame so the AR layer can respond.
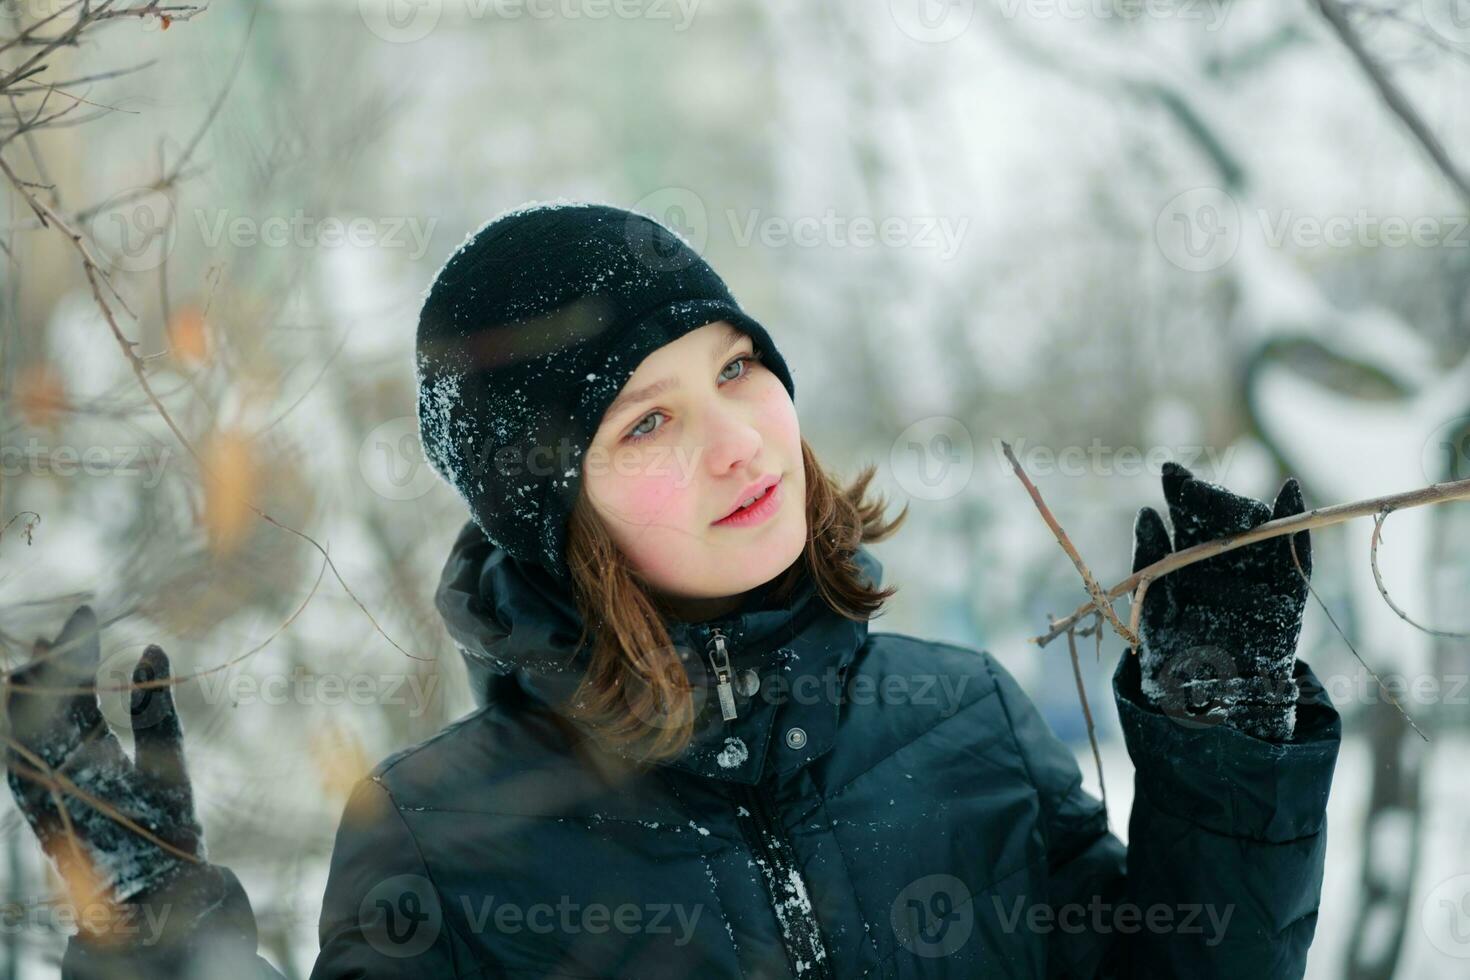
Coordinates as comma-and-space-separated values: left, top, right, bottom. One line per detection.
68, 522, 1341, 979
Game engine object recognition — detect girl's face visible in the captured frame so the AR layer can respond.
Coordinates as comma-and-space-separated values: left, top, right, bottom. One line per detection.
582, 321, 807, 621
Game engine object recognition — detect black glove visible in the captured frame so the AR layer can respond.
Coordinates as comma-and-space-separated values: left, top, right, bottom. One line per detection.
4, 605, 253, 970
1130, 462, 1312, 742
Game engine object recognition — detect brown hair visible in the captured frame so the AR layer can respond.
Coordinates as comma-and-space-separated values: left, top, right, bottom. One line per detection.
562, 437, 908, 765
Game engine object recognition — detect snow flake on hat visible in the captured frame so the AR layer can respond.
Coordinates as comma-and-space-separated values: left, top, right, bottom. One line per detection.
418, 362, 466, 483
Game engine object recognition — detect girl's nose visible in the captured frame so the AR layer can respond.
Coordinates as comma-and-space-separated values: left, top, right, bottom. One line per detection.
700, 408, 763, 476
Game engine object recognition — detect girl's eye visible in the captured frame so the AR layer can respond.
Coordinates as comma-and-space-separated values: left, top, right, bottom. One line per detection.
624, 350, 764, 444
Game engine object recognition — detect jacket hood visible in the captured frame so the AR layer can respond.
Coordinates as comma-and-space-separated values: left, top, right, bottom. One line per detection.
432, 518, 883, 784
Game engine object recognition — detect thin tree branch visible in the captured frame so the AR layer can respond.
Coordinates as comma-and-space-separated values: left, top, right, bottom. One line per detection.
1288, 529, 1429, 741
0, 156, 427, 664
1313, 0, 1470, 206
1030, 472, 1470, 647
1369, 507, 1470, 639
999, 441, 1140, 647
0, 548, 328, 699
1066, 624, 1108, 818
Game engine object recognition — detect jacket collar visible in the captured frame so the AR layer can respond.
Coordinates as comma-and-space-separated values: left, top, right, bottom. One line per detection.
433, 519, 880, 785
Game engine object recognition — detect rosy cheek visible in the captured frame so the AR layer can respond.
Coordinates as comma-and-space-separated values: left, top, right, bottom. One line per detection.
611, 469, 691, 581
610, 464, 686, 525
757, 386, 800, 448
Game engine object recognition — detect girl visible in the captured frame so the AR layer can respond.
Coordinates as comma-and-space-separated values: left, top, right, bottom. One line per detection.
6, 202, 1341, 979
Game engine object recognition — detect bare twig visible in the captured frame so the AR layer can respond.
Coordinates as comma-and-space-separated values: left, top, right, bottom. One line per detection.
999, 442, 1140, 647
1065, 625, 1108, 817
0, 0, 90, 61
1030, 473, 1470, 648
0, 510, 40, 547
0, 158, 428, 665
1287, 530, 1429, 742
1369, 507, 1470, 639
1313, 0, 1470, 206
0, 547, 329, 695
3, 747, 206, 868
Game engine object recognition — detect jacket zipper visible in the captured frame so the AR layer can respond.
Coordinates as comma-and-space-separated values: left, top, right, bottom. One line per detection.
738, 782, 837, 980
702, 626, 836, 979
706, 627, 739, 721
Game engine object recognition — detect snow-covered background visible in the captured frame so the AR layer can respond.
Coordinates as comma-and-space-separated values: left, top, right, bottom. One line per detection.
2, 0, 1469, 976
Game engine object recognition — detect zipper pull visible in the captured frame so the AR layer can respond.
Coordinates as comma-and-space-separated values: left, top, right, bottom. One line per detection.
707, 628, 738, 721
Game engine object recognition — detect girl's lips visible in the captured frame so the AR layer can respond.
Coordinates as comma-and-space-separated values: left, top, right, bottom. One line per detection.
712, 476, 783, 527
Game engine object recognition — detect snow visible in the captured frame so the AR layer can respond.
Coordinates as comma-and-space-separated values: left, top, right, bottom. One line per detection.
739, 825, 829, 975
715, 736, 749, 769
416, 358, 467, 489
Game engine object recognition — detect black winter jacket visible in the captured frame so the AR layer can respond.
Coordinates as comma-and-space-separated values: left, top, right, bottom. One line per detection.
63, 520, 1342, 979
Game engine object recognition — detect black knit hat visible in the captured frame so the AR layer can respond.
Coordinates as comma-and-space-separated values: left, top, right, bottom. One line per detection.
416, 200, 797, 590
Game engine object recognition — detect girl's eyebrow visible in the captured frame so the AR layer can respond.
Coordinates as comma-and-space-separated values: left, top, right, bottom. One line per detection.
603, 325, 749, 421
